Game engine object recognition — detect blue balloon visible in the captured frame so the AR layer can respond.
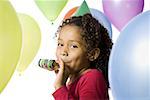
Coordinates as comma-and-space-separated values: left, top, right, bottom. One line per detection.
90, 8, 112, 38
109, 11, 150, 100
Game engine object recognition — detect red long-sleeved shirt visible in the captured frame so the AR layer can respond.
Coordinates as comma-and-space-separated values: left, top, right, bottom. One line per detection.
52, 69, 109, 100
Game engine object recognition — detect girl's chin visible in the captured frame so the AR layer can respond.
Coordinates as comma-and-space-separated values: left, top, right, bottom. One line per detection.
65, 63, 71, 68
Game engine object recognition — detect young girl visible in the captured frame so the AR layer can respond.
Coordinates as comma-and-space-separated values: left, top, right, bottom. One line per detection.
53, 13, 113, 100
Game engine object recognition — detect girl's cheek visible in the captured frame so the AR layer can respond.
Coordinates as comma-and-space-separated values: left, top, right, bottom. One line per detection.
56, 49, 60, 58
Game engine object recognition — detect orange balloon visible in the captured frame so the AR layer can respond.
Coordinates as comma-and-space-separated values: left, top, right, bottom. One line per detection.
64, 7, 78, 19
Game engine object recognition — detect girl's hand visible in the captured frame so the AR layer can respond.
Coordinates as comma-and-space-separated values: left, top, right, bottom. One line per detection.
54, 57, 70, 90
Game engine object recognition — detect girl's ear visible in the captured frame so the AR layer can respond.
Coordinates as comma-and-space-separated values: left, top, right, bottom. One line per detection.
88, 48, 100, 61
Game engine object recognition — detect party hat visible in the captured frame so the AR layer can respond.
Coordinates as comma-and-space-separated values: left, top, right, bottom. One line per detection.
73, 0, 91, 16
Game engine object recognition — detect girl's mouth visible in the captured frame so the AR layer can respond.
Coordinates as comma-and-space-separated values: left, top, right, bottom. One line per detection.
60, 56, 71, 63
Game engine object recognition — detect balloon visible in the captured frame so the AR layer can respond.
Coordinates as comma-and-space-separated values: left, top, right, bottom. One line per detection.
74, 0, 90, 16
16, 14, 41, 74
35, 0, 68, 22
64, 7, 78, 19
102, 0, 144, 31
109, 11, 150, 100
90, 8, 112, 38
0, 1, 22, 93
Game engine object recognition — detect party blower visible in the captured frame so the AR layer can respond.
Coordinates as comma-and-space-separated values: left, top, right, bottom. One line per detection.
38, 59, 59, 71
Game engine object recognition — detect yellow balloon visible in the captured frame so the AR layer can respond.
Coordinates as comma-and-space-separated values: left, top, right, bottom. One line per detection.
16, 13, 41, 73
0, 1, 22, 93
35, 0, 68, 22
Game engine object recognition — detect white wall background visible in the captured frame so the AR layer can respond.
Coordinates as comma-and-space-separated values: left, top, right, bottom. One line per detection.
0, 0, 149, 100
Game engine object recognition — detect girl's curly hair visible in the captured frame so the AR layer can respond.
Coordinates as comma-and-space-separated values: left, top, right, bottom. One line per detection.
57, 13, 113, 87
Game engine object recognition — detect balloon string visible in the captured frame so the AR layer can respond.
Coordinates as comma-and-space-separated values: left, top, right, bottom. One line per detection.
18, 72, 22, 76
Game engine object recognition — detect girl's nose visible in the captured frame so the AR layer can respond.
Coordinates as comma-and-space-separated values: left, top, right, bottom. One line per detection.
61, 51, 68, 56
61, 46, 68, 56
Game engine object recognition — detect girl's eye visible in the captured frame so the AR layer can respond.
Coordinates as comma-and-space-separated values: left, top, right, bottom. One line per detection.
58, 43, 63, 47
70, 45, 78, 48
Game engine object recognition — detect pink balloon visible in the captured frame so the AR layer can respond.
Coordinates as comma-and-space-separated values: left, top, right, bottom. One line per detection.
102, 0, 144, 31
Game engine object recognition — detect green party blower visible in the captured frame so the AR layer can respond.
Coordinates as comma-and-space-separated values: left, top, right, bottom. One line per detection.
38, 59, 59, 71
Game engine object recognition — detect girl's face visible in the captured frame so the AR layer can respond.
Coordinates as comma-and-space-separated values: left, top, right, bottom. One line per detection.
56, 25, 90, 74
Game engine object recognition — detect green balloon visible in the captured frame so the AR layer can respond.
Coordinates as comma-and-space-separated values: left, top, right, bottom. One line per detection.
0, 1, 22, 93
74, 0, 91, 16
35, 0, 68, 22
16, 13, 41, 74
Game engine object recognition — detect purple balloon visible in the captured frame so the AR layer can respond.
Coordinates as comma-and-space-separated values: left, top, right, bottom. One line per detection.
102, 0, 144, 31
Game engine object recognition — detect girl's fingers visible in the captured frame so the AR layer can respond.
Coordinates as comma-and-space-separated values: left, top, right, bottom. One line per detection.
54, 57, 64, 74
59, 58, 64, 70
54, 69, 59, 74
55, 59, 59, 64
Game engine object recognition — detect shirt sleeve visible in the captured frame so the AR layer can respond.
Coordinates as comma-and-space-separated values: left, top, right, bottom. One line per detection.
52, 86, 75, 100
